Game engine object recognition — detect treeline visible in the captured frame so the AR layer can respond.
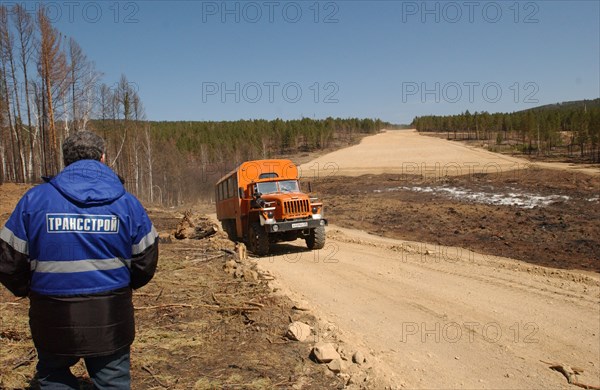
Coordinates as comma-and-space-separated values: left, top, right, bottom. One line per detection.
0, 4, 389, 206
152, 117, 383, 157
412, 99, 600, 162
0, 4, 144, 185
91, 117, 386, 205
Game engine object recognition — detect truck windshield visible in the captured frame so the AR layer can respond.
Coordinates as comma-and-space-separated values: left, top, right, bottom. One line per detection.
278, 180, 300, 193
256, 180, 299, 195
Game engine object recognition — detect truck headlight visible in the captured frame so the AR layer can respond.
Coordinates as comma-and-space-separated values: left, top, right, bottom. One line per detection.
272, 224, 279, 232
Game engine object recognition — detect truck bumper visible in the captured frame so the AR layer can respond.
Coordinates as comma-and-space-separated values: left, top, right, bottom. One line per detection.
266, 218, 327, 233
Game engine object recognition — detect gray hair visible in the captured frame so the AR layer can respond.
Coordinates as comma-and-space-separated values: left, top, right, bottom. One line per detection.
62, 130, 106, 166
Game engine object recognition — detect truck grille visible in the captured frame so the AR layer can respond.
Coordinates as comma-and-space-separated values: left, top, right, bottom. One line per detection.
283, 199, 309, 216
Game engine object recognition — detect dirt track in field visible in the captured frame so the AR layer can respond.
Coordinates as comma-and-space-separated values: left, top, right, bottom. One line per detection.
257, 129, 600, 389
298, 129, 599, 179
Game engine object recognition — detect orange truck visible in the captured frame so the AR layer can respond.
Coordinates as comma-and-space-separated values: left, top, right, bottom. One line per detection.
215, 159, 327, 255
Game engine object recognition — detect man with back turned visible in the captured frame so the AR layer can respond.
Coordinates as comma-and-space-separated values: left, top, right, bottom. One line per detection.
0, 130, 159, 389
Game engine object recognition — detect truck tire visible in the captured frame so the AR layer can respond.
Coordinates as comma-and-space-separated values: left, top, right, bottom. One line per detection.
248, 223, 270, 256
306, 226, 326, 250
221, 219, 236, 241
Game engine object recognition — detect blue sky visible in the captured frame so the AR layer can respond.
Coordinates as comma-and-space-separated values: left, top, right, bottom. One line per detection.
43, 0, 600, 123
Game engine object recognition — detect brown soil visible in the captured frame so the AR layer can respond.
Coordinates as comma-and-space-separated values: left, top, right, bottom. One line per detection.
310, 167, 600, 273
0, 183, 30, 220
0, 199, 346, 389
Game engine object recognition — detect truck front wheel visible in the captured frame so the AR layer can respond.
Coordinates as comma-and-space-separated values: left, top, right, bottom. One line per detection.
248, 223, 270, 256
306, 226, 326, 250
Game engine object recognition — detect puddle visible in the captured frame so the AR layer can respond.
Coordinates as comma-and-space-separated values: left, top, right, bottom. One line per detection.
374, 186, 571, 209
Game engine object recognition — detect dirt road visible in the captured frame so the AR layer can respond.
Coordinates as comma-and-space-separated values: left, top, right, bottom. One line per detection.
299, 129, 530, 179
259, 130, 600, 389
299, 129, 599, 178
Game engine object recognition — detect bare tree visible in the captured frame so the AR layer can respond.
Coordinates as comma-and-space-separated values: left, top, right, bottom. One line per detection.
98, 83, 112, 120
144, 125, 154, 202
67, 37, 99, 130
132, 90, 144, 121
110, 75, 136, 184
117, 74, 132, 120
0, 5, 26, 182
32, 80, 46, 177
38, 6, 68, 174
0, 83, 5, 183
28, 85, 42, 179
132, 91, 145, 197
12, 4, 37, 180
80, 68, 102, 129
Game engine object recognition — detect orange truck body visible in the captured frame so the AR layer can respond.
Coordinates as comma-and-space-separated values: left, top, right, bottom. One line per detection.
215, 159, 327, 255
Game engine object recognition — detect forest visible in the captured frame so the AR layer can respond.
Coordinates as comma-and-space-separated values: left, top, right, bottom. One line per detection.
0, 4, 386, 205
412, 99, 600, 162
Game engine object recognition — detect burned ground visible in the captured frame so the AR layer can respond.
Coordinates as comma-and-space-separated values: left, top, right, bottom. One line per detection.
310, 167, 600, 273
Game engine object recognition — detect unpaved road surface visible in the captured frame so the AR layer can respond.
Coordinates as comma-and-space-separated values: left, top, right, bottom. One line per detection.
299, 129, 599, 178
261, 231, 599, 389
299, 130, 530, 179
259, 130, 600, 389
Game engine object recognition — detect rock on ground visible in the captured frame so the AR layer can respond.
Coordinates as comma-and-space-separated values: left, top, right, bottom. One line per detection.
327, 358, 348, 373
353, 351, 366, 364
312, 342, 341, 363
286, 321, 312, 342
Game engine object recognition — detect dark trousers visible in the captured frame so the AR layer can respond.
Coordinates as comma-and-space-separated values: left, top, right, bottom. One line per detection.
36, 347, 130, 389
